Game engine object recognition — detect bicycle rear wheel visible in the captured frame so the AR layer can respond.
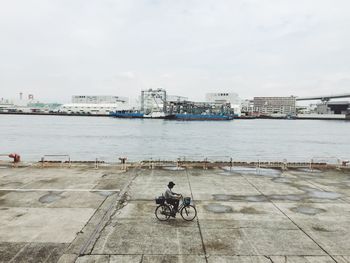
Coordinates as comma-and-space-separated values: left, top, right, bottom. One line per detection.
180, 205, 197, 221
155, 204, 171, 221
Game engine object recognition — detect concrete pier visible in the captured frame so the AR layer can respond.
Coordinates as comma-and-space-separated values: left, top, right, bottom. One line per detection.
0, 165, 350, 262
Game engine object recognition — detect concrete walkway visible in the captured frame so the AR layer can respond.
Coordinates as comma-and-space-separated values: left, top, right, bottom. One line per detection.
0, 166, 350, 262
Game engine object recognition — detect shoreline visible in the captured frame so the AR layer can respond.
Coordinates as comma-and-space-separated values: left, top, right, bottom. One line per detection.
0, 111, 349, 120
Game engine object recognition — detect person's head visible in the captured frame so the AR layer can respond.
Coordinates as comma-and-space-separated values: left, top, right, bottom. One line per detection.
168, 181, 175, 189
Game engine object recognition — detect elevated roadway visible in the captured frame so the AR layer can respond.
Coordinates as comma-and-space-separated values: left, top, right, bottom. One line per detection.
296, 93, 350, 101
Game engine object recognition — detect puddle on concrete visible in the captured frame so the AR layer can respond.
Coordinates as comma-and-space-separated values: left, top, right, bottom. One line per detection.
298, 186, 318, 192
162, 166, 185, 171
290, 169, 323, 176
244, 196, 268, 202
297, 186, 342, 200
297, 168, 323, 173
291, 206, 326, 215
217, 171, 240, 177
222, 167, 258, 175
212, 194, 268, 202
205, 204, 233, 213
272, 177, 293, 184
307, 190, 342, 200
270, 194, 304, 201
236, 206, 262, 214
312, 226, 330, 232
212, 194, 232, 201
39, 192, 62, 203
257, 169, 282, 177
222, 167, 281, 177
213, 189, 341, 203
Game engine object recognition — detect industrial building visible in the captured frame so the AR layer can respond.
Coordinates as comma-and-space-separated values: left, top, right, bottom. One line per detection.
60, 95, 129, 115
206, 92, 241, 116
253, 96, 296, 116
316, 101, 350, 115
140, 89, 167, 114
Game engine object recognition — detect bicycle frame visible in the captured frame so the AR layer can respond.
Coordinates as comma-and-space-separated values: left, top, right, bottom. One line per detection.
167, 196, 191, 213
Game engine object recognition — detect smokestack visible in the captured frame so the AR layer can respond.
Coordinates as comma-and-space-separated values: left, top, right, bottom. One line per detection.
19, 92, 23, 100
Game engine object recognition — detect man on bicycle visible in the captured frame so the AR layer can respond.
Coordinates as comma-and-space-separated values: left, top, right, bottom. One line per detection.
164, 181, 182, 217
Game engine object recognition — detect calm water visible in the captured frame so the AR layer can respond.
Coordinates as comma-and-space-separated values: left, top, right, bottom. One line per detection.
0, 115, 349, 162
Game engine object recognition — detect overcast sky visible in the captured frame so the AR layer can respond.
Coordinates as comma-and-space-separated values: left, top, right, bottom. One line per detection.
1, 0, 350, 103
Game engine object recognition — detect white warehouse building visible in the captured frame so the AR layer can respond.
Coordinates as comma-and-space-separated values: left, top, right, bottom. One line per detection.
60, 95, 130, 115
72, 95, 128, 104
205, 92, 241, 116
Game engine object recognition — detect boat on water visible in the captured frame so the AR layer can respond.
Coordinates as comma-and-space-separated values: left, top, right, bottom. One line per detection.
110, 110, 175, 119
110, 110, 233, 120
110, 111, 144, 118
171, 113, 234, 121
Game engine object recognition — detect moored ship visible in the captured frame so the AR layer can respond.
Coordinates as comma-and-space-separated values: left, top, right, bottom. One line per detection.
172, 113, 234, 120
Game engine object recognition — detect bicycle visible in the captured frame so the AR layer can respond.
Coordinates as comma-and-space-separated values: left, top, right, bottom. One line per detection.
155, 195, 197, 221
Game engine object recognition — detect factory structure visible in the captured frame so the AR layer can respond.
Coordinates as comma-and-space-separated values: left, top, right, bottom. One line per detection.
133, 89, 237, 119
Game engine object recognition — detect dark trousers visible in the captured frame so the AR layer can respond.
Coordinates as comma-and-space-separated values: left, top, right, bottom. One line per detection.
166, 198, 179, 212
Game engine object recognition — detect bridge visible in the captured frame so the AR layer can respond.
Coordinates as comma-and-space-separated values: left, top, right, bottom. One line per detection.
296, 93, 350, 101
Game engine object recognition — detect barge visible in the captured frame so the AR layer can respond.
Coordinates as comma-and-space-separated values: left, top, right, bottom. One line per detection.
110, 111, 234, 120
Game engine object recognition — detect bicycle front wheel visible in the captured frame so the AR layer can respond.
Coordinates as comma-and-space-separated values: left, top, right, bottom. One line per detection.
155, 204, 171, 221
180, 205, 197, 221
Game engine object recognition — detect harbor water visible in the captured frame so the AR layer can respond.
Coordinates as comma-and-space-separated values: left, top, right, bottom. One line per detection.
0, 115, 349, 162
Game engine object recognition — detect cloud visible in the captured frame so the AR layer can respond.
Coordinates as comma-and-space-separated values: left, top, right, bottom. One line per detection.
116, 71, 136, 79
0, 0, 350, 102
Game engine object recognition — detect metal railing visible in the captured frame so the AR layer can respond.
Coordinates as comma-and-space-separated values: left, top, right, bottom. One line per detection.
40, 155, 71, 167
28, 154, 350, 170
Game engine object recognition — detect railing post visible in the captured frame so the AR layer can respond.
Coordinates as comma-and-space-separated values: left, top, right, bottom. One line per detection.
150, 158, 154, 169
310, 158, 313, 171
203, 157, 208, 170
283, 159, 287, 170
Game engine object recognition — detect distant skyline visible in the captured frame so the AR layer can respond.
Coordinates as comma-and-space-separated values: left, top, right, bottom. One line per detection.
1, 0, 350, 103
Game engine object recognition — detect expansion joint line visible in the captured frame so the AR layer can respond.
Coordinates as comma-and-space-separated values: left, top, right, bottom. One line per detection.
240, 174, 338, 263
79, 166, 141, 256
185, 169, 209, 263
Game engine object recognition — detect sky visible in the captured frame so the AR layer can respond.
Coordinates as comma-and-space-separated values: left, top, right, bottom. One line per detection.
0, 0, 350, 103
